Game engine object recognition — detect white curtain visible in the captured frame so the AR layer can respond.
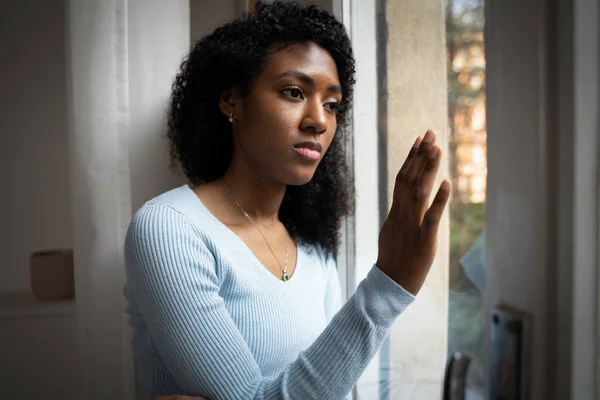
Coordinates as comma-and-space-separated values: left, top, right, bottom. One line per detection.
65, 1, 189, 398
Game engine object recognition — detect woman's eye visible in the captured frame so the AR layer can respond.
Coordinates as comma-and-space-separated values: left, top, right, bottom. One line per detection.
282, 87, 304, 100
325, 102, 339, 112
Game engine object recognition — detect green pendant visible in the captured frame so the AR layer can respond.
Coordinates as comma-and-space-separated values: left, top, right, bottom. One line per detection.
283, 273, 290, 281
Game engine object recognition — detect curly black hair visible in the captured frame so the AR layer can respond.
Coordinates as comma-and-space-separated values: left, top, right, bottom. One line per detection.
167, 1, 355, 256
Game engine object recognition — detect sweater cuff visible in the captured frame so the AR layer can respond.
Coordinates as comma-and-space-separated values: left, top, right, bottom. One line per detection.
354, 264, 416, 327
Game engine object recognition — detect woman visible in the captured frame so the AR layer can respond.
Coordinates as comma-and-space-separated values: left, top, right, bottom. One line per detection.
123, 2, 450, 399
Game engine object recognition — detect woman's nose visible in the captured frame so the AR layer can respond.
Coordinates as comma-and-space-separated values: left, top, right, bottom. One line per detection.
300, 101, 328, 135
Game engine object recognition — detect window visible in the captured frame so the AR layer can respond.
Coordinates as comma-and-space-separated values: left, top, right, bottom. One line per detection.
346, 0, 486, 398
446, 1, 486, 397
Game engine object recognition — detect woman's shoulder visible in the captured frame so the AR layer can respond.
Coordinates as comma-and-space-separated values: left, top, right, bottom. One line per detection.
123, 186, 220, 290
140, 184, 199, 215
127, 184, 214, 242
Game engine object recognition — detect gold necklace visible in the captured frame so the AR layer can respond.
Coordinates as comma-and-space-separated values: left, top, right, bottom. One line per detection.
222, 181, 290, 281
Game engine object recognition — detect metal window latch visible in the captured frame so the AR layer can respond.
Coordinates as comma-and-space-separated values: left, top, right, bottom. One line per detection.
443, 305, 531, 400
443, 352, 471, 400
490, 304, 532, 400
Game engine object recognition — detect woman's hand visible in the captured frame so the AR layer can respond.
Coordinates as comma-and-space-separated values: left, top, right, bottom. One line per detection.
376, 130, 451, 295
153, 396, 207, 400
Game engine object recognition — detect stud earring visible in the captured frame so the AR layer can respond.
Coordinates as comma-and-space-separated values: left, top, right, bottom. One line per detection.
228, 114, 233, 123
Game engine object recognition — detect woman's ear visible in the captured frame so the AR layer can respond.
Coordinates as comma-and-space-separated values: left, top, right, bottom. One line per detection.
219, 88, 237, 120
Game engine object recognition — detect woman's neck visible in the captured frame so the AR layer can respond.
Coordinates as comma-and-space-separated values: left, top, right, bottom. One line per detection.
221, 161, 286, 225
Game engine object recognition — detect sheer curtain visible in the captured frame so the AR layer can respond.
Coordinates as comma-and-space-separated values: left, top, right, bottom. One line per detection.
65, 1, 189, 398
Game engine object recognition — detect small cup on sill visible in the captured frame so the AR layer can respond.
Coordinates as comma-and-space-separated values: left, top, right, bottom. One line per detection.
30, 249, 75, 302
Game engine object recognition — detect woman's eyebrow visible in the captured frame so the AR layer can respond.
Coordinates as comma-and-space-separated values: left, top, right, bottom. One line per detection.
277, 70, 343, 94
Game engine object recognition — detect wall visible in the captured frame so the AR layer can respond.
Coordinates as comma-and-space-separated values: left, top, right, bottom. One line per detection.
190, 0, 245, 44
0, 0, 71, 292
0, 315, 80, 398
291, 0, 332, 10
190, 0, 334, 47
0, 2, 80, 399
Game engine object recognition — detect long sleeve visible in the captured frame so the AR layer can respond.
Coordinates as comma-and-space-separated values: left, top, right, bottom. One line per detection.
125, 204, 415, 400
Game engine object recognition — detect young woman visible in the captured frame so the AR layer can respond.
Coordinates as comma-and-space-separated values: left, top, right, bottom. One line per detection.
123, 2, 450, 399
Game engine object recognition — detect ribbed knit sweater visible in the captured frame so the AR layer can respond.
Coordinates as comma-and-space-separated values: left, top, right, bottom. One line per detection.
123, 185, 415, 400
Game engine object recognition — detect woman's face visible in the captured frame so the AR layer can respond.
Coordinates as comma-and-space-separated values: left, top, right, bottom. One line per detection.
226, 42, 342, 186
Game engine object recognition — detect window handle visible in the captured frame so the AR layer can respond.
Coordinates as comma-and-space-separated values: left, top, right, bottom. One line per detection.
443, 352, 471, 400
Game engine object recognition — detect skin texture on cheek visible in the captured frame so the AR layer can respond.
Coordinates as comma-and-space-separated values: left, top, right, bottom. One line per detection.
236, 89, 307, 183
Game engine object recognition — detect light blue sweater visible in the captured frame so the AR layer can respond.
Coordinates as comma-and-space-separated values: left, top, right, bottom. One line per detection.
123, 185, 415, 400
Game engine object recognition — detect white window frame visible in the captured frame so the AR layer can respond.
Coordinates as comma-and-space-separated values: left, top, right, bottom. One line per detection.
334, 0, 384, 397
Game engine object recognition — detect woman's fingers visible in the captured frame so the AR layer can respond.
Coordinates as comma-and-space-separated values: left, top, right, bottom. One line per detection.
376, 130, 449, 295
409, 145, 442, 226
397, 130, 436, 219
421, 180, 452, 246
391, 136, 421, 210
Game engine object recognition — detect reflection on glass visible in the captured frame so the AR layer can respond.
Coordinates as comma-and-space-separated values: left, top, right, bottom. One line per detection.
446, 0, 486, 398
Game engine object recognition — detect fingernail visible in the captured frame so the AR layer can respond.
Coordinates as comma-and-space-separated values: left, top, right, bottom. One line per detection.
429, 146, 439, 158
423, 130, 434, 143
413, 136, 422, 147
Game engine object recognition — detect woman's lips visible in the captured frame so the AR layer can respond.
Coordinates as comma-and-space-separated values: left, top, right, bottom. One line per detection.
293, 141, 322, 161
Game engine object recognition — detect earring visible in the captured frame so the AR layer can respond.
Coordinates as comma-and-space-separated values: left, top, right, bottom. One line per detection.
228, 114, 233, 123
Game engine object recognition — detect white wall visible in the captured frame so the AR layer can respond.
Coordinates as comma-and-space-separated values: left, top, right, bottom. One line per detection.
0, 315, 80, 399
286, 0, 333, 11
0, 0, 71, 292
190, 0, 244, 44
0, 3, 80, 400
189, 0, 334, 46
